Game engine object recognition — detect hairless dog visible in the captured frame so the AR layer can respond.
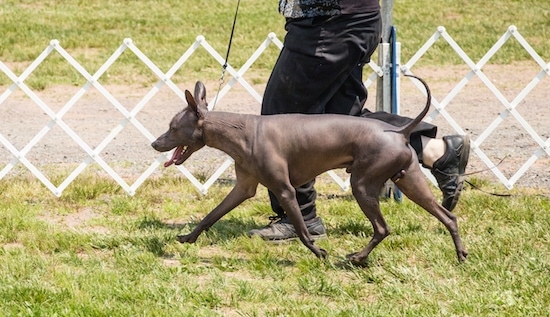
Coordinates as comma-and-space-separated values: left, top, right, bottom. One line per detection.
152, 75, 468, 266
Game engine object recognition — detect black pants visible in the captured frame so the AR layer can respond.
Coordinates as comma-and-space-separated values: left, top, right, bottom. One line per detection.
261, 11, 435, 221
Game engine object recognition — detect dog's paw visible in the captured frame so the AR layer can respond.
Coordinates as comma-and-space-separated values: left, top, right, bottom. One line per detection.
346, 252, 368, 267
457, 249, 468, 262
176, 234, 196, 244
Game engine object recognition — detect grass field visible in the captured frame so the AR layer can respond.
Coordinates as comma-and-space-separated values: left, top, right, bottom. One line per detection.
1, 171, 549, 316
1, 0, 550, 315
1, 0, 549, 88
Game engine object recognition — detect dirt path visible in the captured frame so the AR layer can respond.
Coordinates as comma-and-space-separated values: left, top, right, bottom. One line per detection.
1, 64, 549, 191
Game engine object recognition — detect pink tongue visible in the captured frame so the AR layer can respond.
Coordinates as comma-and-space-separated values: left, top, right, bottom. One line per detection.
164, 146, 183, 167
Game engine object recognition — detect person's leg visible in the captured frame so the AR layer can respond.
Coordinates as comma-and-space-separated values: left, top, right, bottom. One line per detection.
421, 135, 470, 211
360, 110, 470, 211
250, 12, 382, 241
418, 137, 444, 167
266, 180, 317, 221
253, 60, 380, 241
248, 179, 327, 243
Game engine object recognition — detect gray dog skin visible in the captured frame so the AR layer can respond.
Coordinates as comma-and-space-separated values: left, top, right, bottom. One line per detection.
151, 75, 468, 265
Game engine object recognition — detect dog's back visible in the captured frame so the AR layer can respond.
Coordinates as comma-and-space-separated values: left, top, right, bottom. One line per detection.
204, 111, 413, 188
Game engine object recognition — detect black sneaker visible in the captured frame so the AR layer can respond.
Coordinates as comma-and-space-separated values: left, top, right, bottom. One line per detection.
248, 216, 327, 244
431, 135, 470, 211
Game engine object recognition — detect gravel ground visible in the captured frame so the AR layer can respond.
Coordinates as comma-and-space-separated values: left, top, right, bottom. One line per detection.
1, 64, 549, 192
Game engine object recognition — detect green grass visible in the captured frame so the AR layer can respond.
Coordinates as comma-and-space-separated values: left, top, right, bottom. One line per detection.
393, 0, 550, 66
1, 0, 549, 88
1, 171, 549, 316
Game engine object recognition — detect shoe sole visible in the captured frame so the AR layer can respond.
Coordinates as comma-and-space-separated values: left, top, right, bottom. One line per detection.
458, 135, 471, 175
446, 135, 471, 211
262, 233, 328, 245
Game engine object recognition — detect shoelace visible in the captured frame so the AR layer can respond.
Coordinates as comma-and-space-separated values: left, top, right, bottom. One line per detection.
268, 215, 284, 224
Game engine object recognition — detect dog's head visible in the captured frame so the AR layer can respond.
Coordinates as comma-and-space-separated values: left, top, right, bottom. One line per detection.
151, 81, 208, 167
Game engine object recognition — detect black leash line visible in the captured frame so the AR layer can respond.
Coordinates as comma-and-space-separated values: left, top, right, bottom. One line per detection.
222, 0, 241, 78
213, 0, 241, 108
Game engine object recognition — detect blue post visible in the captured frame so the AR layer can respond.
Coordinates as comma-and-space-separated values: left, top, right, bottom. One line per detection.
390, 25, 403, 202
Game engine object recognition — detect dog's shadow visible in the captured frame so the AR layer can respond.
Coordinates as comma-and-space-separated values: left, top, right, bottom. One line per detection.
138, 216, 258, 237
138, 217, 296, 266
139, 217, 376, 269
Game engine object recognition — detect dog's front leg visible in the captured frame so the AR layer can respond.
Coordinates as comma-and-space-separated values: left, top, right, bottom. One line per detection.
178, 169, 259, 244
275, 188, 328, 259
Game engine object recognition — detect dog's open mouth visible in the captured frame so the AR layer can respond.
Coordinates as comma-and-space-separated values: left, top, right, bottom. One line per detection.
164, 146, 188, 167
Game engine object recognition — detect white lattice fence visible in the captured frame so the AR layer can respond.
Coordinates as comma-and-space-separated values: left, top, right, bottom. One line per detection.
0, 26, 548, 196
0, 34, 281, 196
403, 25, 550, 189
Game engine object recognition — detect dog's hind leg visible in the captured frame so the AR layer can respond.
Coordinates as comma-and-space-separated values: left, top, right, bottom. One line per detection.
177, 166, 259, 244
347, 176, 391, 266
395, 164, 468, 262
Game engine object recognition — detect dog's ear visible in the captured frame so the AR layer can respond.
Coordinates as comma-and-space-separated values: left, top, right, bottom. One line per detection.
194, 81, 207, 104
184, 89, 203, 120
194, 81, 208, 116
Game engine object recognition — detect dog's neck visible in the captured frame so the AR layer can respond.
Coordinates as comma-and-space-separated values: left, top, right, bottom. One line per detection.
202, 111, 256, 164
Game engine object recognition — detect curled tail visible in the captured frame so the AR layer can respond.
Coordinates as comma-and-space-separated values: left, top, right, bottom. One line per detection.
394, 74, 432, 138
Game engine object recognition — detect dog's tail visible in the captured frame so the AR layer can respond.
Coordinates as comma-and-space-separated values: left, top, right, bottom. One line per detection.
393, 74, 432, 138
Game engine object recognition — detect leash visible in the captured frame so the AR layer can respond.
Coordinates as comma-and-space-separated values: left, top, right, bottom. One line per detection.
212, 0, 241, 109
463, 179, 511, 197
432, 155, 512, 198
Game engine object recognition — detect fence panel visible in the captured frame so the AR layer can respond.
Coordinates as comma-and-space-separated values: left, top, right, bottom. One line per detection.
403, 26, 549, 189
0, 26, 548, 196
